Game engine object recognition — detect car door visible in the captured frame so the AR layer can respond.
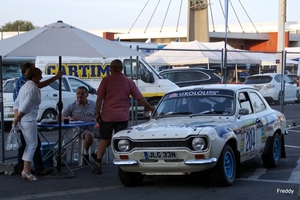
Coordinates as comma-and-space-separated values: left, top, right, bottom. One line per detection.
42, 77, 74, 112
247, 91, 269, 154
236, 91, 262, 161
284, 75, 297, 101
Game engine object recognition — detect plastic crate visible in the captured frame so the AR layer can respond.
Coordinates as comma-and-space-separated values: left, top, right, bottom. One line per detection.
40, 142, 56, 166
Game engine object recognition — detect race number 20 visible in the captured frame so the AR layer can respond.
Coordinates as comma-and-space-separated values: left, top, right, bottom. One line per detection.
245, 129, 256, 152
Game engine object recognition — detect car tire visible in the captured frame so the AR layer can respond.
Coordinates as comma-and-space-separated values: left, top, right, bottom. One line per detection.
118, 167, 144, 187
211, 144, 236, 186
41, 109, 57, 131
262, 133, 281, 168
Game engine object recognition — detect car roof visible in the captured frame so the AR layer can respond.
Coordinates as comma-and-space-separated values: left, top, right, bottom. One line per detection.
6, 75, 77, 81
159, 68, 216, 73
166, 84, 255, 93
248, 73, 281, 77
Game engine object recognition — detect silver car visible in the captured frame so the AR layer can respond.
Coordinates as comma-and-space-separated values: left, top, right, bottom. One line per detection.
244, 73, 297, 104
112, 84, 287, 187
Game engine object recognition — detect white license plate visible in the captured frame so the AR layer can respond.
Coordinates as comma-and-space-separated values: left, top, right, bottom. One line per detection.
144, 151, 177, 160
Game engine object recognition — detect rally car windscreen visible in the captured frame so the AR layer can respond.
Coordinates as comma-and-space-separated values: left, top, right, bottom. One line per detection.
152, 89, 235, 118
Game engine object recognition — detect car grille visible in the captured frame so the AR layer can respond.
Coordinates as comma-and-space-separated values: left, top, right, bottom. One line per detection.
113, 136, 208, 152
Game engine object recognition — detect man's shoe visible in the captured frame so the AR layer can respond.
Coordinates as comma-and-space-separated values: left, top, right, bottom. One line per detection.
91, 152, 97, 161
83, 154, 90, 165
36, 168, 54, 176
92, 161, 102, 174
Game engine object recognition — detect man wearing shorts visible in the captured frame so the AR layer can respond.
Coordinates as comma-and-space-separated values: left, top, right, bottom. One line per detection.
62, 86, 97, 165
93, 59, 155, 174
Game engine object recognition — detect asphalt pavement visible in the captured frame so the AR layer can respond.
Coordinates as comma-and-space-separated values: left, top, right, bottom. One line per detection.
0, 124, 127, 200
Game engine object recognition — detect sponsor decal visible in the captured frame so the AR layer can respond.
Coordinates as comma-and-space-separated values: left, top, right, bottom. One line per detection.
45, 63, 110, 79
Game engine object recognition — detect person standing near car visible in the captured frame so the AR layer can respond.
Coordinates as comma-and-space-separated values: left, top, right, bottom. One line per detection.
93, 59, 155, 174
13, 62, 62, 176
13, 67, 43, 181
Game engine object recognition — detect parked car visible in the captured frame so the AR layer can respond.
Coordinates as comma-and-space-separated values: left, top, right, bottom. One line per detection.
243, 73, 297, 104
286, 74, 299, 102
3, 75, 97, 122
159, 68, 221, 87
111, 84, 286, 187
287, 74, 297, 83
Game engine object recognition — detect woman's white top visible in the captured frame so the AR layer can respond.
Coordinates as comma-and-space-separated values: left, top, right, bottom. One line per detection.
13, 80, 41, 121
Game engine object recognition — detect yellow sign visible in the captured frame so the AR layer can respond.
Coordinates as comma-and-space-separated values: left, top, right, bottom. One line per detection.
45, 63, 110, 79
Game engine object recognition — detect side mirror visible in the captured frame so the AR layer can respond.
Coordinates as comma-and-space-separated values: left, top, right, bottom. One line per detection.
238, 108, 249, 115
141, 71, 154, 83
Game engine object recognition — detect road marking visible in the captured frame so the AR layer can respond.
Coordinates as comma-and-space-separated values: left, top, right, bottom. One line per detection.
288, 157, 300, 183
237, 178, 300, 184
0, 185, 123, 200
247, 167, 267, 180
285, 145, 300, 149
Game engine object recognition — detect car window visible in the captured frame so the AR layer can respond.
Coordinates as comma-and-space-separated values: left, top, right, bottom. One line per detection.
191, 71, 209, 81
49, 78, 70, 91
123, 59, 148, 79
244, 76, 272, 84
176, 72, 192, 82
274, 74, 281, 82
287, 75, 296, 82
249, 92, 266, 113
68, 77, 93, 93
3, 79, 16, 93
153, 89, 235, 117
160, 72, 174, 82
238, 92, 253, 114
284, 75, 294, 84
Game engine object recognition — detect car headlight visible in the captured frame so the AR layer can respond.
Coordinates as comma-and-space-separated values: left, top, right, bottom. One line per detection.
117, 140, 130, 152
192, 137, 206, 151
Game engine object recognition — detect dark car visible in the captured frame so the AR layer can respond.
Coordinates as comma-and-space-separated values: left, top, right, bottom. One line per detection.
159, 68, 221, 87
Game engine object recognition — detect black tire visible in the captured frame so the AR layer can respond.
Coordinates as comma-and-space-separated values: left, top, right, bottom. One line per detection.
262, 133, 281, 168
118, 167, 144, 187
211, 145, 236, 186
41, 109, 57, 131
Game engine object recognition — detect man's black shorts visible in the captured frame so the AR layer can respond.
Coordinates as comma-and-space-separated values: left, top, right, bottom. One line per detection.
99, 121, 128, 140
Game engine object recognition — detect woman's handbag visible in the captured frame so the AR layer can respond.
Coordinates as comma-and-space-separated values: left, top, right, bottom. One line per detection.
5, 125, 22, 151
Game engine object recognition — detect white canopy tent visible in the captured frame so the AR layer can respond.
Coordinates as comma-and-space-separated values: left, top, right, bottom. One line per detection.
145, 41, 261, 67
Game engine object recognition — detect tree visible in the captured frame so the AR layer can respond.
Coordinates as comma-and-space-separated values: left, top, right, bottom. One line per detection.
0, 20, 37, 32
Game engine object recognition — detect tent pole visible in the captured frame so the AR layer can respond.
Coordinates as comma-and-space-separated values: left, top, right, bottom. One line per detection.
56, 56, 63, 173
0, 55, 4, 163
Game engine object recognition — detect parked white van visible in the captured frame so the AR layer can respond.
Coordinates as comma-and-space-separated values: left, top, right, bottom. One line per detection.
35, 56, 179, 114
3, 75, 97, 122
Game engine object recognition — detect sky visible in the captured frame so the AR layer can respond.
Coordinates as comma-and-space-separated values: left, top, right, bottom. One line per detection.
0, 0, 299, 31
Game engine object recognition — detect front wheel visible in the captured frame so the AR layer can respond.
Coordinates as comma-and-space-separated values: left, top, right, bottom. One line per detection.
118, 167, 144, 187
211, 145, 236, 186
262, 133, 281, 168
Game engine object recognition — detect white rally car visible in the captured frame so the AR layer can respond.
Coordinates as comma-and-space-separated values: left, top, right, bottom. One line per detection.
112, 84, 287, 187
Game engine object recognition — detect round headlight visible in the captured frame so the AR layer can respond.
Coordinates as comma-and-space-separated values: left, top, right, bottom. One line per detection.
117, 140, 130, 152
192, 137, 206, 151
